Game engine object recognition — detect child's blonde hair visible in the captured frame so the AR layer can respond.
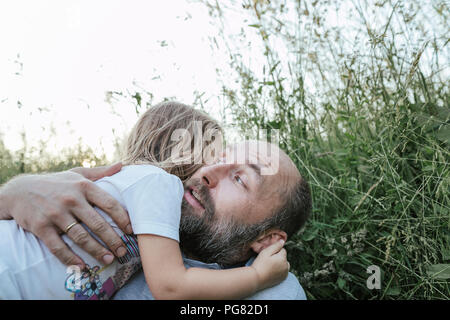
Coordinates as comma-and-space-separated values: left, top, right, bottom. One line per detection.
122, 101, 223, 182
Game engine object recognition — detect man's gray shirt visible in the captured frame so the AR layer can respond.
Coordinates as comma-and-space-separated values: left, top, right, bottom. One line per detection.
113, 257, 307, 300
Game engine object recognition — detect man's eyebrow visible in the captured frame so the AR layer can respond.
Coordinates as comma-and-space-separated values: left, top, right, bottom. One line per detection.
247, 163, 263, 184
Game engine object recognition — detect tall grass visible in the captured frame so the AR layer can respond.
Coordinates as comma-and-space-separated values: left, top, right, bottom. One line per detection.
0, 0, 448, 300
202, 0, 449, 299
0, 132, 107, 184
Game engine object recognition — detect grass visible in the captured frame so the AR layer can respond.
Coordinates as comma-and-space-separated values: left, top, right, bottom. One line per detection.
203, 0, 450, 299
1, 0, 448, 300
0, 137, 107, 184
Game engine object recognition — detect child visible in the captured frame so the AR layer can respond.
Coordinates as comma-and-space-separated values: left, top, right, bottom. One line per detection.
0, 101, 288, 299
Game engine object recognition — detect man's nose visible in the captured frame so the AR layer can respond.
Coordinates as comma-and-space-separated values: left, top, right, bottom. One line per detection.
199, 163, 232, 189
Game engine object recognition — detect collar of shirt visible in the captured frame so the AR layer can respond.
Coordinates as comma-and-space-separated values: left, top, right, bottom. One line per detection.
182, 254, 256, 270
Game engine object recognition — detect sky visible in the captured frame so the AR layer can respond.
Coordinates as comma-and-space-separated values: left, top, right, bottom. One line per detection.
2, 1, 442, 162
0, 0, 228, 160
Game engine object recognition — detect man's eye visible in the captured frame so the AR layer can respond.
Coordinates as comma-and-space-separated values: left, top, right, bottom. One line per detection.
235, 175, 244, 186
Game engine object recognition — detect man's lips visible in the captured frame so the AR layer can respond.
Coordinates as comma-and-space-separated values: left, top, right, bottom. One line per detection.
184, 188, 205, 211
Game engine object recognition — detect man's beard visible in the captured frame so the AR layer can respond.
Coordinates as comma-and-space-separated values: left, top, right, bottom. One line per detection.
179, 179, 267, 267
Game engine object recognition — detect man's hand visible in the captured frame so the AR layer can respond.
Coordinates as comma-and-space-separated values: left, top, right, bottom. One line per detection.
0, 162, 132, 268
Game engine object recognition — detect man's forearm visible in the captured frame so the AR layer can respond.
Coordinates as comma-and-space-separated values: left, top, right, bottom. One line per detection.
0, 194, 11, 219
0, 166, 131, 266
0, 178, 14, 220
0, 173, 47, 220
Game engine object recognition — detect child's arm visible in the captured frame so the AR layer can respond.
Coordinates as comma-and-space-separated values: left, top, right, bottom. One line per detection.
137, 234, 288, 300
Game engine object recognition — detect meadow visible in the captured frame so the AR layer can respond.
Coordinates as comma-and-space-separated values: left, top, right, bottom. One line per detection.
1, 0, 449, 299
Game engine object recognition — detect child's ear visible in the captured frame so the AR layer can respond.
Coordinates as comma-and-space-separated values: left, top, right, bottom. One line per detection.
250, 229, 288, 254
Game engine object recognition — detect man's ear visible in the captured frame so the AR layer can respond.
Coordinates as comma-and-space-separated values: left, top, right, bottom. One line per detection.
250, 229, 288, 254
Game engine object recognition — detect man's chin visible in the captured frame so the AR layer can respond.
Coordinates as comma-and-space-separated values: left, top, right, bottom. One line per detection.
179, 211, 253, 267
181, 199, 214, 225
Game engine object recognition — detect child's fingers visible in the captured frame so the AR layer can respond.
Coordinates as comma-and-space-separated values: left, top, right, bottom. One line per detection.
261, 239, 285, 256
272, 248, 287, 260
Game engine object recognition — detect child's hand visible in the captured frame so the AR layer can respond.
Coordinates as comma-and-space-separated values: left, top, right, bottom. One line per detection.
251, 240, 290, 290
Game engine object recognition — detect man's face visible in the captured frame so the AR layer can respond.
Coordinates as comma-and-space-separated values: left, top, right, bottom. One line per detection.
179, 140, 297, 266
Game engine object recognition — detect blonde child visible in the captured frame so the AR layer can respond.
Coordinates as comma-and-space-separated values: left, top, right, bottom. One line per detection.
0, 101, 288, 299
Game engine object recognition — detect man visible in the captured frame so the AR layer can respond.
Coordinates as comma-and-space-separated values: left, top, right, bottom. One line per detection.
0, 140, 311, 299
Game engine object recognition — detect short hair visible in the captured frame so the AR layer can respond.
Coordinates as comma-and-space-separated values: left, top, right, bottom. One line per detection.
265, 176, 312, 239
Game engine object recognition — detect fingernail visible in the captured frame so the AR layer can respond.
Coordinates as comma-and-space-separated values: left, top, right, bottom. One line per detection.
116, 246, 127, 257
103, 254, 114, 264
125, 224, 133, 234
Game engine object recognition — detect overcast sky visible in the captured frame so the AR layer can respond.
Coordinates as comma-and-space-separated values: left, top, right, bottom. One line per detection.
2, 1, 444, 161
0, 0, 227, 159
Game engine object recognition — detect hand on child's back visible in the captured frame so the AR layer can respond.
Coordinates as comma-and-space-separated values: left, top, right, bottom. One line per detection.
251, 240, 289, 290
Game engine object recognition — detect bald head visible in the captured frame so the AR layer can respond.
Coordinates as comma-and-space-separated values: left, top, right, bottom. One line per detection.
238, 140, 310, 238
179, 139, 312, 265
225, 140, 303, 206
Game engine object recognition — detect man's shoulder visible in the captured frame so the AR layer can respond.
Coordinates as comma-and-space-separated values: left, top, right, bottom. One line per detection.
113, 270, 307, 300
245, 272, 307, 300
114, 258, 308, 300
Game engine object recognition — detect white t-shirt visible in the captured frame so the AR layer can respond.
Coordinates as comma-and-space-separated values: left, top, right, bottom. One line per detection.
0, 165, 184, 299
